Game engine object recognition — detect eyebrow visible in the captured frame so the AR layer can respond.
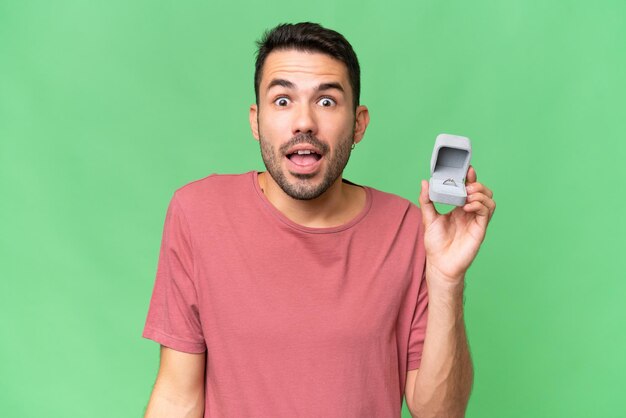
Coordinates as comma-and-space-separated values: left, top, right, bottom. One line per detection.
318, 82, 345, 93
266, 78, 345, 94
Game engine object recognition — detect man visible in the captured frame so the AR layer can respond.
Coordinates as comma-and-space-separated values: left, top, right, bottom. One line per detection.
142, 22, 495, 418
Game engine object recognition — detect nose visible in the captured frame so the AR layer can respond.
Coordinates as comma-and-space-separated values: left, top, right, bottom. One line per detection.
292, 103, 317, 136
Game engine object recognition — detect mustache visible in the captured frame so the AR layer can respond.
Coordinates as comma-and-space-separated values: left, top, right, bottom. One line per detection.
279, 133, 329, 155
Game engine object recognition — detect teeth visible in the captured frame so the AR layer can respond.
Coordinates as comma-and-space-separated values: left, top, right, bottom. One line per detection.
297, 150, 312, 155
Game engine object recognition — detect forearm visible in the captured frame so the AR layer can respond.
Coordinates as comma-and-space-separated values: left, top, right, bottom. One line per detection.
144, 378, 204, 418
410, 266, 473, 418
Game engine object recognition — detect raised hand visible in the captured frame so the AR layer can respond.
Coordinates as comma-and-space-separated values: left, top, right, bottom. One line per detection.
418, 165, 496, 284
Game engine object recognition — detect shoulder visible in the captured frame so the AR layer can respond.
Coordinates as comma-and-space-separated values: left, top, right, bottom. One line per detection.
366, 185, 422, 221
174, 171, 252, 200
171, 171, 255, 215
356, 184, 425, 257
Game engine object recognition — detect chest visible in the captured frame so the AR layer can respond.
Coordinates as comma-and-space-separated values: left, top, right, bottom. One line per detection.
193, 227, 413, 352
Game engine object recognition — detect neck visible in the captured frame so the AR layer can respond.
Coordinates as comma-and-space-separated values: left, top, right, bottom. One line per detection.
258, 171, 364, 228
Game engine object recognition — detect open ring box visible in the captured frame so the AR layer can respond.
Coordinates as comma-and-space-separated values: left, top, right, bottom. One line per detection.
429, 134, 472, 206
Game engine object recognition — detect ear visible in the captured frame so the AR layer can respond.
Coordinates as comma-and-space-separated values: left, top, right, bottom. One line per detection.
249, 104, 259, 141
353, 105, 370, 145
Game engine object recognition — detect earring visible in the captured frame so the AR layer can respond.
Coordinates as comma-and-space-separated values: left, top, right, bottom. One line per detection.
351, 142, 356, 150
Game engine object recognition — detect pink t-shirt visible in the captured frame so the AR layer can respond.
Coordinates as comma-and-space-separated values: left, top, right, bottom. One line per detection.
143, 171, 428, 417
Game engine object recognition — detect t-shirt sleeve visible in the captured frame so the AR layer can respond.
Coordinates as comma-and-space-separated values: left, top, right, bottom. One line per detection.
406, 206, 429, 371
142, 193, 206, 353
407, 268, 429, 370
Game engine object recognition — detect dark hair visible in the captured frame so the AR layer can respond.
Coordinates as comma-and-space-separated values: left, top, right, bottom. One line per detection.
254, 22, 361, 111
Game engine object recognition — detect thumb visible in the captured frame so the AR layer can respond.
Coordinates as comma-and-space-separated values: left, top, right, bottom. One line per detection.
418, 179, 438, 227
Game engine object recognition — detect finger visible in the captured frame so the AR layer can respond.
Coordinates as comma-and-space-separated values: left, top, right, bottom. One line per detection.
463, 201, 490, 229
466, 193, 496, 218
466, 182, 493, 199
418, 179, 438, 226
466, 165, 477, 184
463, 199, 491, 219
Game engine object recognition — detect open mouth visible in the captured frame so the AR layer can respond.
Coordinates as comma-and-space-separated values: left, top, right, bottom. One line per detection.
286, 149, 323, 166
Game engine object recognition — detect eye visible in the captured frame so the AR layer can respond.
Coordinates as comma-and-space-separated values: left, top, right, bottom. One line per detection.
274, 97, 290, 107
318, 97, 336, 107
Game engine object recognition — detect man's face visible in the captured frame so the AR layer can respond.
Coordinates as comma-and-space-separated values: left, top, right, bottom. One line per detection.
250, 49, 367, 200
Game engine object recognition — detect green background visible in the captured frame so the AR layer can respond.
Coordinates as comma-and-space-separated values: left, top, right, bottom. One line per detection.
2, 0, 625, 417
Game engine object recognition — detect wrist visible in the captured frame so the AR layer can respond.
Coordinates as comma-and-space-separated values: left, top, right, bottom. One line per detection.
426, 270, 466, 326
425, 263, 465, 294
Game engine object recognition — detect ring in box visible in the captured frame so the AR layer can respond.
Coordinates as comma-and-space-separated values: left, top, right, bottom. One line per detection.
428, 134, 472, 206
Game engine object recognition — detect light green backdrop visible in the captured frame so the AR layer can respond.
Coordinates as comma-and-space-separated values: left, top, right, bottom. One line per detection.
1, 1, 625, 417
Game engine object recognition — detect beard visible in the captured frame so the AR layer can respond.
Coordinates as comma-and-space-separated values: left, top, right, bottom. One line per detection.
259, 130, 354, 200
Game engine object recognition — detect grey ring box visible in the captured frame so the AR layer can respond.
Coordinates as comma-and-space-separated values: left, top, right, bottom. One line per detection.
429, 134, 472, 206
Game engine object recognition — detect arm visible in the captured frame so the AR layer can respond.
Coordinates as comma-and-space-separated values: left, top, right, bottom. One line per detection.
405, 267, 473, 418
407, 166, 495, 417
144, 346, 206, 418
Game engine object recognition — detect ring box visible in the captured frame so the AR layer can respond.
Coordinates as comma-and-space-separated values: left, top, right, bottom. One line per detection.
428, 134, 472, 206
